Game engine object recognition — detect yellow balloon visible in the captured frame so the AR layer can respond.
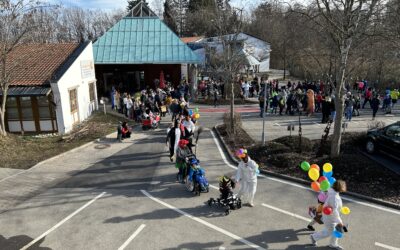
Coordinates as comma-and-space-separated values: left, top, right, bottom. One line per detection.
308, 168, 320, 181
195, 114, 200, 119
340, 206, 351, 215
323, 163, 333, 172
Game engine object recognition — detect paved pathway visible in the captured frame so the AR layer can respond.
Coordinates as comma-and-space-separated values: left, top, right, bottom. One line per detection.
0, 123, 399, 249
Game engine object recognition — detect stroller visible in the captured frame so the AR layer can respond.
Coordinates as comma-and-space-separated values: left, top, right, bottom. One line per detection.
142, 111, 161, 130
185, 158, 209, 196
208, 176, 242, 215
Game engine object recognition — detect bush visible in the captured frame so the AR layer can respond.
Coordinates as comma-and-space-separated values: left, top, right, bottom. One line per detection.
273, 136, 314, 152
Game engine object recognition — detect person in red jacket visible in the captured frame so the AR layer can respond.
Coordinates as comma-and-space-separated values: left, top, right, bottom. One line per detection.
121, 121, 131, 139
362, 87, 372, 109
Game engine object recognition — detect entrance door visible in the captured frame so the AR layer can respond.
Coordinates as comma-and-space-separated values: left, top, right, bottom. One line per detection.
69, 88, 79, 125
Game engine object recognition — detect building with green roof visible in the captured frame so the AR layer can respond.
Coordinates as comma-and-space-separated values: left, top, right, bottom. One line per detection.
93, 2, 200, 96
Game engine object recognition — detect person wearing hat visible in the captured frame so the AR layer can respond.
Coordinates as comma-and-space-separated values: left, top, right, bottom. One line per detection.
235, 149, 259, 207
175, 139, 191, 182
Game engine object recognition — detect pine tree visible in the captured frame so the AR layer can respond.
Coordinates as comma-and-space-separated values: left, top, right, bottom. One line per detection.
127, 0, 148, 11
163, 0, 178, 34
188, 0, 216, 12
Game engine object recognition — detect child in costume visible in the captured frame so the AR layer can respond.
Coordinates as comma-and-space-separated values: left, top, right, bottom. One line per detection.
311, 180, 347, 250
235, 149, 259, 207
219, 175, 236, 201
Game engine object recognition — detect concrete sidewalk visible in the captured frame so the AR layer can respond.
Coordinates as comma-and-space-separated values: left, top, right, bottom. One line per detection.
0, 131, 148, 214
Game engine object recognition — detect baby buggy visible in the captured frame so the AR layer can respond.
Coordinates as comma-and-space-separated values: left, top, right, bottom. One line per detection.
142, 112, 161, 130
208, 176, 242, 215
185, 158, 209, 196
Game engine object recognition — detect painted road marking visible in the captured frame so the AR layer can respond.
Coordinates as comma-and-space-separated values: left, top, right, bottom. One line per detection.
261, 204, 309, 222
313, 122, 321, 126
210, 130, 400, 216
210, 184, 310, 222
20, 192, 106, 250
387, 119, 396, 123
118, 224, 146, 250
141, 190, 265, 250
273, 123, 281, 127
375, 242, 400, 250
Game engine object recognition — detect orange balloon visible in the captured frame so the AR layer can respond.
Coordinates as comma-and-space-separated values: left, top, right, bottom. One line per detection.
310, 164, 320, 172
311, 181, 320, 192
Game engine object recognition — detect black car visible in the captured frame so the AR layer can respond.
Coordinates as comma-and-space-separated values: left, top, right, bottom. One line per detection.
366, 121, 400, 160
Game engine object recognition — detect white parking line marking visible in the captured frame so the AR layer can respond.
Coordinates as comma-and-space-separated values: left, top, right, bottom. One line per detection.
273, 123, 281, 127
141, 190, 265, 250
313, 122, 321, 126
261, 203, 309, 222
118, 224, 146, 250
20, 192, 106, 250
375, 242, 400, 250
210, 130, 400, 215
219, 247, 226, 250
387, 119, 396, 123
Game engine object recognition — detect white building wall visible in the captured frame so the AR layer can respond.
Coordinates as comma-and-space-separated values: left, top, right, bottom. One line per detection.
52, 42, 97, 135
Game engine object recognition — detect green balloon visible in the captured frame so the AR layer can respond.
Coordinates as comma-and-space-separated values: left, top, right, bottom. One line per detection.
320, 180, 331, 191
300, 161, 310, 172
194, 107, 199, 113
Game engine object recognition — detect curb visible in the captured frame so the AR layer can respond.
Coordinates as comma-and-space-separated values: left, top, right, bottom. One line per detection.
213, 125, 400, 211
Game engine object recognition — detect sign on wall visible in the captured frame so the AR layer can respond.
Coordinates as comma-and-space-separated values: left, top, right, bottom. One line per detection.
80, 60, 94, 79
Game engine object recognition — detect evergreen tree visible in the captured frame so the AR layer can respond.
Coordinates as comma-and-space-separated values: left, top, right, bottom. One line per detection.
127, 0, 148, 11
188, 0, 216, 12
163, 0, 178, 34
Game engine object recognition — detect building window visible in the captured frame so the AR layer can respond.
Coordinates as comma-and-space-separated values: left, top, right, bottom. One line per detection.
6, 97, 19, 120
20, 96, 33, 120
89, 82, 95, 102
37, 96, 51, 119
69, 89, 78, 113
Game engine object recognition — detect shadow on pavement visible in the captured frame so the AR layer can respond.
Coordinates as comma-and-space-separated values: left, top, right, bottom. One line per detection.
0, 235, 51, 250
163, 241, 224, 250
104, 204, 226, 224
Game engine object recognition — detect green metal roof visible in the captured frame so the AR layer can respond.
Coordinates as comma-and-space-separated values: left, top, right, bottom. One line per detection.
93, 17, 200, 64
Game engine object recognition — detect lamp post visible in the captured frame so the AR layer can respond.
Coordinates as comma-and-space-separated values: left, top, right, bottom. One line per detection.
261, 82, 268, 146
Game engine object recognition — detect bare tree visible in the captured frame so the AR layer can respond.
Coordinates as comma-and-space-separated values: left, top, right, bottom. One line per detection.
0, 0, 54, 136
206, 8, 247, 134
294, 0, 383, 157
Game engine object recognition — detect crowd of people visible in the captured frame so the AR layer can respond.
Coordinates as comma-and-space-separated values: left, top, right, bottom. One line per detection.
110, 81, 193, 122
251, 79, 399, 122
109, 76, 355, 250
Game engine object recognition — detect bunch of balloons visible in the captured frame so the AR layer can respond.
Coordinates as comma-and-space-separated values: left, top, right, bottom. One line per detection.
300, 161, 336, 192
300, 161, 351, 239
189, 107, 200, 120
235, 148, 247, 159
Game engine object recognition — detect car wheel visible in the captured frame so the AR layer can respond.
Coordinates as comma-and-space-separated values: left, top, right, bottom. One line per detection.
366, 140, 375, 154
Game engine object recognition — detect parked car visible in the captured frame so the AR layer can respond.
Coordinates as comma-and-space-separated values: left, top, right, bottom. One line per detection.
366, 121, 400, 160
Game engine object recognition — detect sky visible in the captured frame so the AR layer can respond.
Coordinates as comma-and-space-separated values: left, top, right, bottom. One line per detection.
51, 0, 266, 13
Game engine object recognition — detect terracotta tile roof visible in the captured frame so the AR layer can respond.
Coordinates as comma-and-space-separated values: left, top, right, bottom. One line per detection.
5, 43, 80, 86
180, 36, 203, 44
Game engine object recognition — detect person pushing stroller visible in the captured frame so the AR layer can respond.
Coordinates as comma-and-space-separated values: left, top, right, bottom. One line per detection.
175, 139, 192, 183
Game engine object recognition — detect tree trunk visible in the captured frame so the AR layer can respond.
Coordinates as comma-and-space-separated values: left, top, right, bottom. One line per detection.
0, 92, 7, 136
330, 41, 351, 157
0, 57, 7, 137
